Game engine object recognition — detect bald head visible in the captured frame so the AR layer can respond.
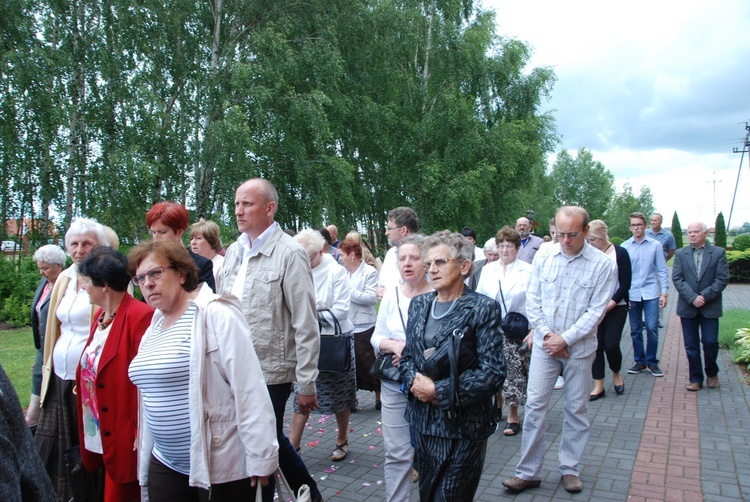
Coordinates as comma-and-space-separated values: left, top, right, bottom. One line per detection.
687, 221, 709, 248
515, 217, 531, 238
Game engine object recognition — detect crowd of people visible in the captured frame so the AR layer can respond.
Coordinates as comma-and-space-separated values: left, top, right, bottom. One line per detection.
6, 178, 730, 502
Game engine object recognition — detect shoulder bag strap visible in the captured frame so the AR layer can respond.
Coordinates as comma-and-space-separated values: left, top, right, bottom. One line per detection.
395, 287, 408, 334
497, 279, 508, 317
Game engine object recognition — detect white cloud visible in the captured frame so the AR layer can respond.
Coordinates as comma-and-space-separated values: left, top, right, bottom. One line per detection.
484, 0, 750, 227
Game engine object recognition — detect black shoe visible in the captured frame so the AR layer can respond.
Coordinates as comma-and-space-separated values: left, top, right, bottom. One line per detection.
589, 391, 605, 401
628, 363, 646, 374
614, 384, 625, 395
375, 400, 382, 411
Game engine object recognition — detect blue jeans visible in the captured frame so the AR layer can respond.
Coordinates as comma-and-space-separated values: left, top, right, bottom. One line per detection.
262, 384, 320, 502
629, 299, 660, 366
681, 313, 719, 384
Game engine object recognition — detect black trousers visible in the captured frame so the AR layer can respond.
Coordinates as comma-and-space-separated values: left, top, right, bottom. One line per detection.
147, 455, 257, 502
592, 304, 629, 380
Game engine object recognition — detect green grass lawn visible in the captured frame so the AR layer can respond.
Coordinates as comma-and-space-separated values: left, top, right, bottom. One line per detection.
0, 327, 36, 408
719, 309, 750, 362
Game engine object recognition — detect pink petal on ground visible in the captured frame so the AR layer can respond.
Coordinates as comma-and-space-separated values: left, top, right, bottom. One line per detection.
325, 467, 336, 473
363, 483, 371, 487
308, 440, 320, 447
369, 445, 376, 450
317, 429, 325, 434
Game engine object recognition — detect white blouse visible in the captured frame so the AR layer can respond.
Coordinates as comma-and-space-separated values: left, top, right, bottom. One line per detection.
52, 266, 92, 380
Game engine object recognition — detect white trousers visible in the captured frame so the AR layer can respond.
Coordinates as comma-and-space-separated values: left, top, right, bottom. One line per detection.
515, 347, 595, 480
380, 382, 417, 502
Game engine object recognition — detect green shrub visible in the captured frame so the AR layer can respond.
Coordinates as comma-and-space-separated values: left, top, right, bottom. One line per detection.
715, 212, 727, 248
0, 256, 43, 327
610, 236, 624, 246
735, 327, 750, 365
733, 234, 750, 252
727, 250, 750, 283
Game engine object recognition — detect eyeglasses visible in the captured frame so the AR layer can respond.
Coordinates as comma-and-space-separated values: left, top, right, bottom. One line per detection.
132, 266, 174, 286
497, 244, 516, 250
425, 258, 457, 269
557, 232, 581, 240
630, 223, 645, 228
386, 225, 404, 232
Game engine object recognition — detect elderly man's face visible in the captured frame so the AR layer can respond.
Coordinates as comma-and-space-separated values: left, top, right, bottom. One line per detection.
650, 214, 662, 230
515, 218, 531, 238
687, 223, 708, 248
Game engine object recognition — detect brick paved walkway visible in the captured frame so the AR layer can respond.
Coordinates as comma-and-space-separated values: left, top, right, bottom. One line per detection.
285, 284, 750, 501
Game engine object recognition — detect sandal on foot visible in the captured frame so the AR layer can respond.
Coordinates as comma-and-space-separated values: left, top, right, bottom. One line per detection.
332, 440, 348, 462
503, 422, 521, 436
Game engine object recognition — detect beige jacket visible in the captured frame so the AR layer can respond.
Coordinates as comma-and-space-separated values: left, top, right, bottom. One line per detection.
217, 225, 319, 395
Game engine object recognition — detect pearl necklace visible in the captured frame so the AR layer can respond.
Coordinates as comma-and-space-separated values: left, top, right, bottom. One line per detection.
430, 297, 459, 320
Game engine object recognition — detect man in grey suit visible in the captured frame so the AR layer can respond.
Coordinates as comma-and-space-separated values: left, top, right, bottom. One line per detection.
672, 221, 729, 391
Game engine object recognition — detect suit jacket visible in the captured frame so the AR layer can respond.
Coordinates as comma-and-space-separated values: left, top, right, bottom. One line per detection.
400, 289, 506, 440
190, 250, 216, 292
75, 293, 154, 484
31, 278, 51, 350
672, 244, 729, 319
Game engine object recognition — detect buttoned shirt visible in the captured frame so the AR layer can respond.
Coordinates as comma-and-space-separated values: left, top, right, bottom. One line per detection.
692, 245, 705, 275
526, 242, 616, 358
378, 246, 401, 289
230, 222, 279, 298
622, 236, 669, 301
645, 228, 677, 261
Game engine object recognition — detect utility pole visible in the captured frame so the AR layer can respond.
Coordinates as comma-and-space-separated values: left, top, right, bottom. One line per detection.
708, 171, 722, 218
728, 122, 750, 230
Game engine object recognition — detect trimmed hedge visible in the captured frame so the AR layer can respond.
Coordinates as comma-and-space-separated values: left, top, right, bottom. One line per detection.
727, 250, 750, 283
733, 234, 750, 252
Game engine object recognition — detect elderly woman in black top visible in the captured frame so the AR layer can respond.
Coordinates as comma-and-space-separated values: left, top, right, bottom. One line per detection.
399, 230, 505, 501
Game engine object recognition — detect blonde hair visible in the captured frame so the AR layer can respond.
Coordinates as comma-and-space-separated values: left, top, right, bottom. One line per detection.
588, 219, 608, 241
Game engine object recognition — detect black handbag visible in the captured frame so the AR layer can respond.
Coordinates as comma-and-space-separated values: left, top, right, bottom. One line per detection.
317, 309, 352, 372
370, 287, 407, 384
498, 280, 530, 342
420, 329, 479, 382
370, 354, 401, 383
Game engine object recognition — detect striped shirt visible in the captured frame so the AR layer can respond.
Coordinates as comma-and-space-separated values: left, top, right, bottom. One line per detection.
129, 306, 196, 475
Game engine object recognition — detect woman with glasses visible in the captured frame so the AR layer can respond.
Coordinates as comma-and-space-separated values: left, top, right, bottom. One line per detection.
586, 220, 632, 400
75, 247, 154, 501
35, 218, 110, 500
288, 229, 356, 462
371, 234, 432, 501
400, 230, 505, 501
128, 240, 277, 501
476, 226, 533, 436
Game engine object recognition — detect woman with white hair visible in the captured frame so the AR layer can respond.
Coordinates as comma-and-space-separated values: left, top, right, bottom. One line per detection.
289, 228, 356, 462
25, 244, 67, 428
35, 217, 110, 500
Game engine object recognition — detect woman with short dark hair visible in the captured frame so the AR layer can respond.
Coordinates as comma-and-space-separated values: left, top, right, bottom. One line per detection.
128, 240, 277, 500
76, 246, 154, 501
400, 230, 506, 501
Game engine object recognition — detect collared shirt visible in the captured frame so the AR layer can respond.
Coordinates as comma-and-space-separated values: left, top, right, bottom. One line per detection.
645, 228, 677, 260
231, 222, 279, 298
526, 242, 616, 358
378, 246, 401, 289
692, 245, 705, 275
622, 236, 669, 301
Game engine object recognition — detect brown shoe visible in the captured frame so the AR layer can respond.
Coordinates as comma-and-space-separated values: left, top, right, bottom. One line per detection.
562, 474, 583, 493
707, 376, 719, 388
502, 476, 541, 492
686, 382, 702, 391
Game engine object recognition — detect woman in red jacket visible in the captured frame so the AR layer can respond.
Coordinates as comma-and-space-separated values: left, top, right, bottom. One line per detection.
76, 246, 154, 501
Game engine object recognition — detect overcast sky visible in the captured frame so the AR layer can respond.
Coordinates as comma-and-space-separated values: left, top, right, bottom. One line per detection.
484, 0, 750, 229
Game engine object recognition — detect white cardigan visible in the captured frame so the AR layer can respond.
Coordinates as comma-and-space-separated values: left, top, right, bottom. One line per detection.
475, 259, 532, 316
135, 285, 278, 489
347, 260, 378, 331
312, 254, 354, 334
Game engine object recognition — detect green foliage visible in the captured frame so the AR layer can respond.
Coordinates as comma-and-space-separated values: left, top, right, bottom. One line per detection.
610, 236, 624, 246
550, 148, 614, 220
604, 183, 655, 240
671, 212, 684, 249
715, 212, 727, 249
733, 327, 750, 365
727, 250, 750, 283
0, 256, 41, 327
732, 234, 750, 252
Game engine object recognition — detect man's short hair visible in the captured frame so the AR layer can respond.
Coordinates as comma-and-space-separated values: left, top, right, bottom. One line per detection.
555, 206, 590, 229
243, 178, 279, 217
629, 212, 648, 225
388, 207, 419, 234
